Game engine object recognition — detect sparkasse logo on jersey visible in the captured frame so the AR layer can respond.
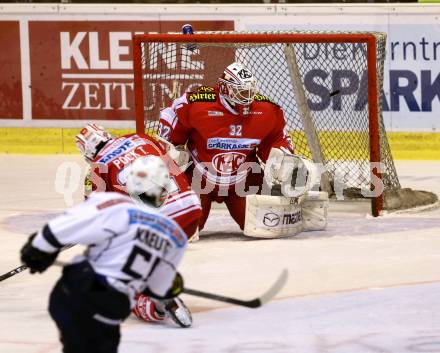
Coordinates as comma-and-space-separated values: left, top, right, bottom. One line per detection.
207, 137, 261, 150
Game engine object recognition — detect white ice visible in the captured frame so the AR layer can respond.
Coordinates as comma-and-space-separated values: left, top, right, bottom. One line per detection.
0, 156, 439, 353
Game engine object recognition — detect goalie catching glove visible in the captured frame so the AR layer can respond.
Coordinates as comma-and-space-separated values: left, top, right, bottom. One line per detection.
264, 147, 318, 197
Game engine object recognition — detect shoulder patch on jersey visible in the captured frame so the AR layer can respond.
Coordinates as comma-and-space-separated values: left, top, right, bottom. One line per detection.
97, 198, 132, 210
188, 92, 217, 103
127, 209, 186, 248
96, 137, 147, 164
197, 85, 215, 92
253, 94, 278, 106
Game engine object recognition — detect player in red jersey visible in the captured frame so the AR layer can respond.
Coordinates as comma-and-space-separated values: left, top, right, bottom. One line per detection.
157, 62, 300, 232
75, 123, 201, 328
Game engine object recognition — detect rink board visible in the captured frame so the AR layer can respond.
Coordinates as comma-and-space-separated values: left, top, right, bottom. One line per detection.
1, 128, 440, 160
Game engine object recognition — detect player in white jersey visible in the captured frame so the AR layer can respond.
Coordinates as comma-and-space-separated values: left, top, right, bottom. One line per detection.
75, 123, 200, 326
20, 156, 190, 353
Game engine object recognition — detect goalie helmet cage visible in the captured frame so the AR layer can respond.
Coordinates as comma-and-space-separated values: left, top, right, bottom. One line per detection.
132, 31, 438, 217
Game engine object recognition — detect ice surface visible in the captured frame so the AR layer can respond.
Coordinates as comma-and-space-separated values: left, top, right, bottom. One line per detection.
0, 156, 439, 353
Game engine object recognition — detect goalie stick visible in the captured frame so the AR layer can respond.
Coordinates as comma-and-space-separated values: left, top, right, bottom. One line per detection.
183, 268, 289, 308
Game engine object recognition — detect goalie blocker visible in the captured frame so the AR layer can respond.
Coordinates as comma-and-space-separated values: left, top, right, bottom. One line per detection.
244, 191, 329, 238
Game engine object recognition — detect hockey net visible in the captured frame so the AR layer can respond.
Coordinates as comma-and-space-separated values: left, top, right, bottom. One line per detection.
132, 31, 437, 216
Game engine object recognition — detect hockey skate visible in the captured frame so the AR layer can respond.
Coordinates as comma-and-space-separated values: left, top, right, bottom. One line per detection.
163, 297, 193, 328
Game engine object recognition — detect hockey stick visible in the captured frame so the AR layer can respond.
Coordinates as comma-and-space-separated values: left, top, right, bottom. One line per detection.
51, 261, 288, 308
2, 260, 288, 310
0, 244, 74, 283
0, 264, 29, 282
183, 268, 289, 308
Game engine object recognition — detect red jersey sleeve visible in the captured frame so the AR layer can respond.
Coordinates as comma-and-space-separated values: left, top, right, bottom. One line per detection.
257, 105, 294, 163
158, 93, 192, 145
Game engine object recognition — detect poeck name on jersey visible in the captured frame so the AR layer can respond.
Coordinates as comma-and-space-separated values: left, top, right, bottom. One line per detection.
207, 137, 261, 151
113, 148, 146, 170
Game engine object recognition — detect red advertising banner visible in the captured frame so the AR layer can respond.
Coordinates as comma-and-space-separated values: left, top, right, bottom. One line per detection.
0, 21, 22, 119
28, 21, 234, 120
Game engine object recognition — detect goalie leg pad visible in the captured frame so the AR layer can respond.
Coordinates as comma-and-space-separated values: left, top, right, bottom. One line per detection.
244, 192, 329, 238
302, 191, 329, 231
244, 194, 303, 239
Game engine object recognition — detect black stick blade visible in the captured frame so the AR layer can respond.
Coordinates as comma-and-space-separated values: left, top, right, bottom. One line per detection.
183, 268, 289, 309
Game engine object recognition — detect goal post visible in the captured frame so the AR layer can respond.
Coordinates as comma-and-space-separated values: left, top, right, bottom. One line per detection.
132, 31, 437, 216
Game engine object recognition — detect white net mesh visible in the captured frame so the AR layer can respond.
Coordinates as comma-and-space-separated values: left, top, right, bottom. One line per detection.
135, 31, 437, 212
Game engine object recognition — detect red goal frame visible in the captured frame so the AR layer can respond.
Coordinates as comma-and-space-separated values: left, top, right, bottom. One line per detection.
132, 33, 383, 216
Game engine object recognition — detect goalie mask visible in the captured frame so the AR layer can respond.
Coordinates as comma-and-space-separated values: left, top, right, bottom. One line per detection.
75, 123, 113, 161
218, 62, 257, 114
125, 156, 171, 207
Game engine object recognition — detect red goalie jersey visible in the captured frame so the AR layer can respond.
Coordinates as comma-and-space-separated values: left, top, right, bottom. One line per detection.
158, 86, 293, 187
158, 86, 293, 230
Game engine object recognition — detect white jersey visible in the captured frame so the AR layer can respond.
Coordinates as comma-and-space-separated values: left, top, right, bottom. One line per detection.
32, 192, 187, 307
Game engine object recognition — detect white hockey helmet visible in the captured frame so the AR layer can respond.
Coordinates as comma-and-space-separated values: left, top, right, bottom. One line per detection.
218, 62, 257, 106
75, 123, 113, 161
125, 155, 171, 207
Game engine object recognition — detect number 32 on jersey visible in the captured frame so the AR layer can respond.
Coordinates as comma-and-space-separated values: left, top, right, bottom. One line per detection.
229, 124, 242, 137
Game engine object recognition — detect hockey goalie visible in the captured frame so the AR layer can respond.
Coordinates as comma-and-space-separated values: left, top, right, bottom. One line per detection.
75, 123, 201, 327
158, 62, 328, 239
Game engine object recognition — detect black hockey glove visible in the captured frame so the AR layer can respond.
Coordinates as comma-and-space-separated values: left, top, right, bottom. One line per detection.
143, 272, 184, 299
20, 232, 59, 274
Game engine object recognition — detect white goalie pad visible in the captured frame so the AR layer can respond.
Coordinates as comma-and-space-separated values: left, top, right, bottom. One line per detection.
302, 191, 329, 231
244, 194, 304, 239
244, 191, 328, 238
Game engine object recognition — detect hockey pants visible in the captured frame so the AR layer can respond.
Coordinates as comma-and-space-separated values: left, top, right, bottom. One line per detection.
48, 261, 131, 353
